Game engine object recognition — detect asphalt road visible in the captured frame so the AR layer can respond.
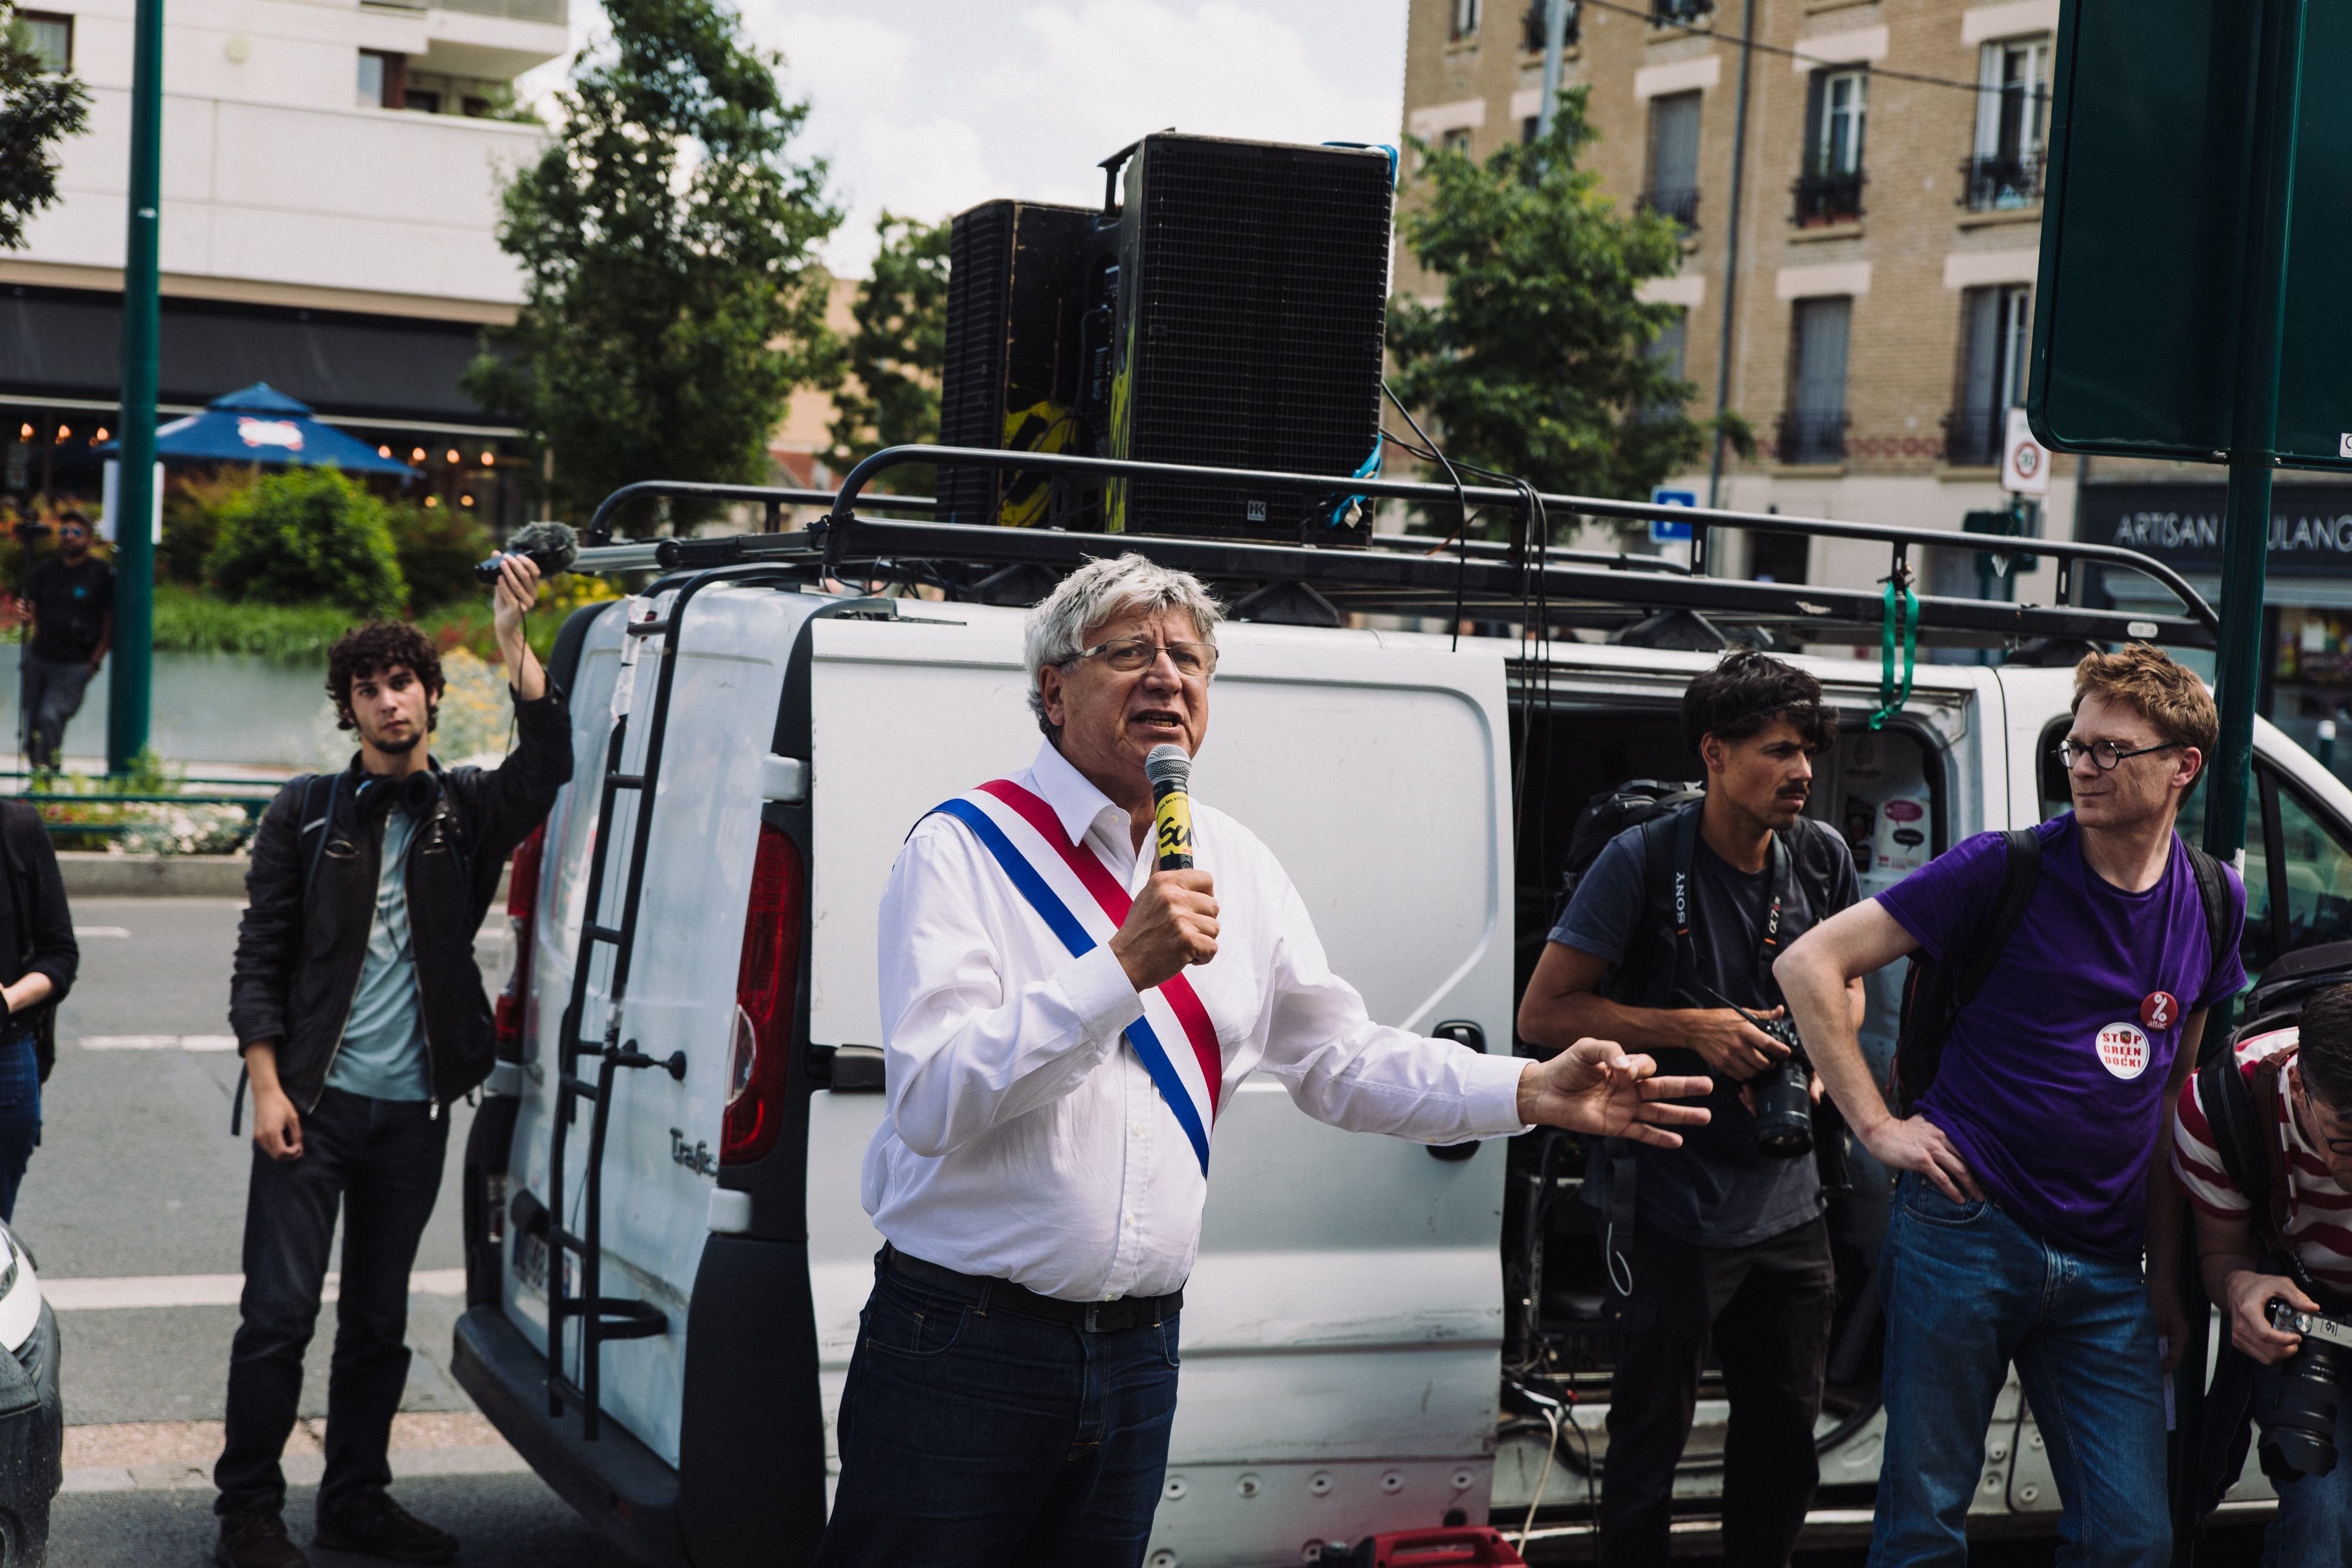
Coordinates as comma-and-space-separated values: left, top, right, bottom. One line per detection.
28, 897, 633, 1567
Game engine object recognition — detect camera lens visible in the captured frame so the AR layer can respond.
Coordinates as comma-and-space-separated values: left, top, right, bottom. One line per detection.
1753, 1056, 1813, 1160
2265, 1336, 2344, 1477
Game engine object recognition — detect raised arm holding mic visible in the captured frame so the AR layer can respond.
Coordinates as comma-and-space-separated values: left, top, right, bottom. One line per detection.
473, 520, 580, 587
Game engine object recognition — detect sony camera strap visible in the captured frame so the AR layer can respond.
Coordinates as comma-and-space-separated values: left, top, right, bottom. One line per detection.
1668, 804, 1793, 1009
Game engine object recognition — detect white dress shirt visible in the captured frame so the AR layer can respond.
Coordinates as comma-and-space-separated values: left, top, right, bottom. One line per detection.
864, 738, 1530, 1302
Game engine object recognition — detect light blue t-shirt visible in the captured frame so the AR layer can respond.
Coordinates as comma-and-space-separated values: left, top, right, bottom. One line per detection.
327, 807, 433, 1103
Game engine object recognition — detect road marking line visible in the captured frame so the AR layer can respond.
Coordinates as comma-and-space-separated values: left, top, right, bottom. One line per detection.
44, 1268, 467, 1310
72, 927, 129, 938
75, 1035, 239, 1052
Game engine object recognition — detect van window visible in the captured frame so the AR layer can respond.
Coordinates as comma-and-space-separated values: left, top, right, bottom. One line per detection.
2275, 782, 2352, 954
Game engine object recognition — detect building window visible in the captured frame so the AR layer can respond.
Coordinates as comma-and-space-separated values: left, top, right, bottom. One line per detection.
1750, 531, 1809, 584
1794, 68, 1867, 225
405, 88, 442, 113
1521, 1, 1579, 51
1643, 91, 1703, 229
1652, 0, 1715, 24
14, 11, 71, 72
1780, 296, 1851, 464
1963, 36, 2050, 209
1946, 284, 2032, 465
1440, 126, 1475, 159
357, 49, 405, 109
1452, 0, 1482, 40
462, 95, 492, 117
1644, 309, 1689, 420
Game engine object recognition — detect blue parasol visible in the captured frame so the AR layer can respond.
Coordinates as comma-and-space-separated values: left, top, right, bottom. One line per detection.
98, 384, 423, 478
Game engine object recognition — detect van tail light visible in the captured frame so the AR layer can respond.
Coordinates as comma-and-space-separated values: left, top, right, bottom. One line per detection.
724, 823, 805, 1166
493, 825, 546, 1055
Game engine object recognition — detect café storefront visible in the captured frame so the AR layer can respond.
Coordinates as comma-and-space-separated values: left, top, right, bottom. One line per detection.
2077, 481, 2352, 769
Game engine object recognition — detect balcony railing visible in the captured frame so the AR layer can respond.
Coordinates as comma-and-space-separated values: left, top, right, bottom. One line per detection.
1651, 0, 1715, 22
364, 0, 568, 21
1943, 406, 2007, 467
1640, 186, 1701, 229
1776, 410, 1850, 465
1792, 168, 1866, 225
1959, 151, 2044, 212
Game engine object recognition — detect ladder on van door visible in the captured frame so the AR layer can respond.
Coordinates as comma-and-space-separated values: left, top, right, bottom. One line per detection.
543, 565, 794, 1441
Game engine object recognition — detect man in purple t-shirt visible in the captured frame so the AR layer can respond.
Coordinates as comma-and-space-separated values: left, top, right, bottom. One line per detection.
1777, 646, 2246, 1568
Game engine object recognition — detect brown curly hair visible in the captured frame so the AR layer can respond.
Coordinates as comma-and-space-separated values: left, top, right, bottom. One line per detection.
326, 622, 444, 733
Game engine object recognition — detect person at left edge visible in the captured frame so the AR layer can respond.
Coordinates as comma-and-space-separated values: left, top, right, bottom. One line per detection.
0, 795, 75, 1222
213, 555, 572, 1568
814, 554, 1713, 1568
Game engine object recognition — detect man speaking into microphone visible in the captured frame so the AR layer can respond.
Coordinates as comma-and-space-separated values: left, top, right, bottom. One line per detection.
814, 555, 1711, 1567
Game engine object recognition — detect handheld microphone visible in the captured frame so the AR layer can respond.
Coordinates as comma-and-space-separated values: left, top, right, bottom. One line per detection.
475, 520, 580, 586
1145, 744, 1193, 871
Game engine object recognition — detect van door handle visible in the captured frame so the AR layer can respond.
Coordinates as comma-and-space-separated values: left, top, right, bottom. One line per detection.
1431, 1021, 1485, 1161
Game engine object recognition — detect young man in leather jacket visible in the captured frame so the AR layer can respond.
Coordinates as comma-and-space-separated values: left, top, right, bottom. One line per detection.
214, 556, 572, 1568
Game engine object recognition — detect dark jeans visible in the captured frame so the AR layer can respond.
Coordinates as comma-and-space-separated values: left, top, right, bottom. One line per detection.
215, 1087, 447, 1522
813, 1258, 1182, 1568
1601, 1215, 1835, 1568
19, 654, 92, 772
1869, 1175, 2167, 1568
0, 1031, 39, 1223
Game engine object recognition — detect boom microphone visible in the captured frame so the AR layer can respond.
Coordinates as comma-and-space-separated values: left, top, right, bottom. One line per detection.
1145, 744, 1194, 872
475, 520, 580, 585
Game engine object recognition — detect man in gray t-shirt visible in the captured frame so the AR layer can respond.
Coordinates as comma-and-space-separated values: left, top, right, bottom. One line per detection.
1518, 651, 1861, 1568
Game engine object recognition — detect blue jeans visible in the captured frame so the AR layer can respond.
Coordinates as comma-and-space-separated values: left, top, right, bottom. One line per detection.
1869, 1174, 2169, 1568
0, 1031, 42, 1223
2256, 1356, 2352, 1568
813, 1261, 1182, 1568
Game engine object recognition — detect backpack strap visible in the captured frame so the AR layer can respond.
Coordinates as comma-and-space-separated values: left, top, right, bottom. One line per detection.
2183, 841, 2234, 1025
2199, 1046, 2283, 1249
1955, 828, 2043, 1011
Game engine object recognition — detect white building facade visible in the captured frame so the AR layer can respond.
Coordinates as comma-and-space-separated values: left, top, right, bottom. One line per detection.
2, 0, 565, 519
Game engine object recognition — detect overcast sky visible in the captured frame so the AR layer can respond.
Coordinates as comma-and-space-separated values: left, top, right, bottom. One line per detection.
526, 1, 1411, 278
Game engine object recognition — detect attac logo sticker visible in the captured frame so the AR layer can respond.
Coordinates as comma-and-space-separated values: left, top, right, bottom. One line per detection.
2096, 1021, 2151, 1081
2141, 991, 2180, 1030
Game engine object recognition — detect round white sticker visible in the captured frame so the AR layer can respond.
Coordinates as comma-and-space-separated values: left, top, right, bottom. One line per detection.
2095, 1021, 2151, 1081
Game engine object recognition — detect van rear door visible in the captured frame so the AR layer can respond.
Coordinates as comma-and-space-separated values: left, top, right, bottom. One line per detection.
803, 609, 1519, 1563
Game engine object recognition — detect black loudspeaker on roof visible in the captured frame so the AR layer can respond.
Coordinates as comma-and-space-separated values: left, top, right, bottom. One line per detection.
937, 133, 1394, 544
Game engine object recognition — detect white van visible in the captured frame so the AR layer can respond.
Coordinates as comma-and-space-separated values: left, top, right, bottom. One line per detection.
449, 487, 2348, 1566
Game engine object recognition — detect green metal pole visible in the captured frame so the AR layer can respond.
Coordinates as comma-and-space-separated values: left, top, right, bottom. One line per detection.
108, 0, 163, 775
2173, 2, 2307, 1563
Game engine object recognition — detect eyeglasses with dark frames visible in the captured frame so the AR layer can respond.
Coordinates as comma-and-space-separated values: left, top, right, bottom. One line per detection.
2054, 738, 2184, 772
1061, 637, 1218, 679
2297, 1078, 2352, 1156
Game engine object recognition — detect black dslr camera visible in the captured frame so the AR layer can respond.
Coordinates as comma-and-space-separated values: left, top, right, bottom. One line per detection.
1704, 988, 1814, 1159
2266, 1296, 2352, 1476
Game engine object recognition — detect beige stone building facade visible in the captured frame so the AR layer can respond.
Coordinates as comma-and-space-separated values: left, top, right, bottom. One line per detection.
1398, 0, 2072, 606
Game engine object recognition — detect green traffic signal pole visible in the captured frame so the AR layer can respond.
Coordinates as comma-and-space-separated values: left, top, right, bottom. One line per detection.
107, 0, 162, 775
2172, 1, 2307, 1562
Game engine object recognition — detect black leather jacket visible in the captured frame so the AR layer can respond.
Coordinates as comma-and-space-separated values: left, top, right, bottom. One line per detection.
228, 687, 573, 1110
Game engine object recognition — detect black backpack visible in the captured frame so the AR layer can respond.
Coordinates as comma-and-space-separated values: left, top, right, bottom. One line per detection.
1889, 828, 2234, 1114
1556, 780, 1704, 912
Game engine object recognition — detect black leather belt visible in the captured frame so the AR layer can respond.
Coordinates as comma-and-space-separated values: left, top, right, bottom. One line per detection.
879, 1244, 1183, 1333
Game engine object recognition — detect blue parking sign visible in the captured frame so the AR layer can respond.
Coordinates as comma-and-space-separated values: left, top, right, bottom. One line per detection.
1649, 488, 1697, 543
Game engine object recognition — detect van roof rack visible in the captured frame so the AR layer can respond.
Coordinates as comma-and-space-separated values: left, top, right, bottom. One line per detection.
572, 446, 2216, 651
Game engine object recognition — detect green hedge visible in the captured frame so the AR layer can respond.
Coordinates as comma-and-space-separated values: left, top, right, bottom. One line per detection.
151, 584, 567, 664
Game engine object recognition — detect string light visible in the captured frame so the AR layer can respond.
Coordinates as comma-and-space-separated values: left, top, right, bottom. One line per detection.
479, 450, 495, 466
445, 449, 459, 464
377, 445, 392, 459
460, 494, 475, 507
15, 425, 28, 442
54, 426, 68, 443
93, 428, 109, 442
425, 496, 440, 509
410, 447, 426, 463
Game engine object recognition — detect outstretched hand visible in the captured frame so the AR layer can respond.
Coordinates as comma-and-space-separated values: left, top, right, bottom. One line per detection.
1516, 1038, 1712, 1148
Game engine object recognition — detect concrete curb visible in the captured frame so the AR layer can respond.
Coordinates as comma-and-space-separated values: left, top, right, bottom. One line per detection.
55, 853, 510, 904
56, 853, 250, 898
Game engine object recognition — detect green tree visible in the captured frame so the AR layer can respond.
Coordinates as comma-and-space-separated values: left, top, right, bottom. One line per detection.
827, 213, 950, 495
0, 1, 91, 250
206, 467, 407, 617
1388, 89, 1748, 527
466, 0, 841, 531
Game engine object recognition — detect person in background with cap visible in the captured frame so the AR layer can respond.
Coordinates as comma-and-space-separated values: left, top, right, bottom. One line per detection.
15, 508, 112, 773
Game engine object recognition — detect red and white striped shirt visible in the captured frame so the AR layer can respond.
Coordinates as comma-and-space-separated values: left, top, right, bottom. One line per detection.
2171, 1027, 2352, 1296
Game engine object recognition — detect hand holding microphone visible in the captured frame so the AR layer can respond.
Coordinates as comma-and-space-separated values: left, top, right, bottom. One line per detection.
1110, 745, 1218, 993
474, 521, 580, 587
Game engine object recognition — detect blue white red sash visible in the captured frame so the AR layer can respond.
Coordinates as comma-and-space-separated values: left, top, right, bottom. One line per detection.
930, 779, 1224, 1174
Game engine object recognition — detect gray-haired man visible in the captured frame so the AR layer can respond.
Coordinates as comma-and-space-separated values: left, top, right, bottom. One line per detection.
814, 554, 1713, 1567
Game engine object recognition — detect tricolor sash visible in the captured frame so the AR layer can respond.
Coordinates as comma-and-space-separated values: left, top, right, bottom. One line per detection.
930, 779, 1224, 1174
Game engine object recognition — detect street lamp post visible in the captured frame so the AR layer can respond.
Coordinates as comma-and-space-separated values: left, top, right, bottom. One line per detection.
108, 0, 162, 775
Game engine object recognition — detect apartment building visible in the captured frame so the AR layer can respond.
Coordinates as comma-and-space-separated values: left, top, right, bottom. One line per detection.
0, 0, 567, 523
1399, 0, 2070, 611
